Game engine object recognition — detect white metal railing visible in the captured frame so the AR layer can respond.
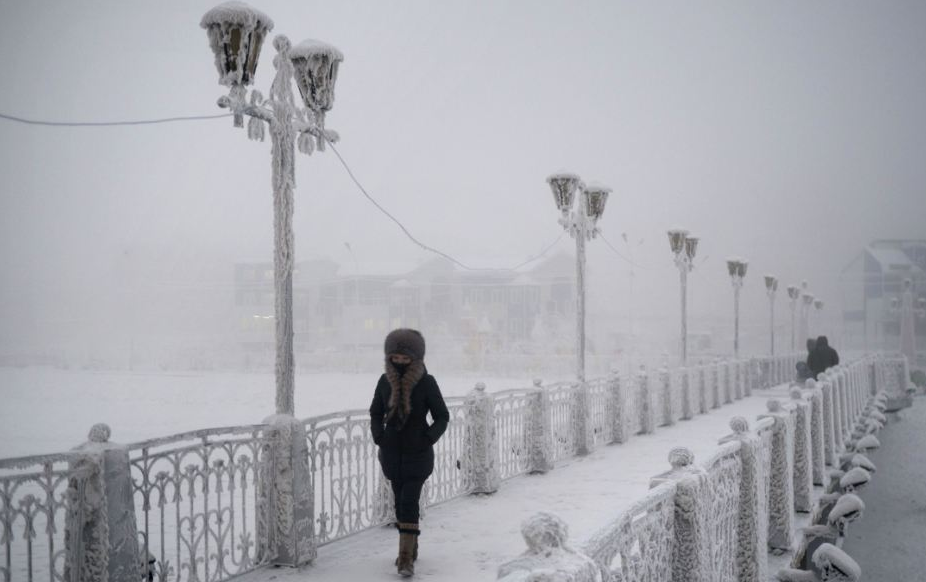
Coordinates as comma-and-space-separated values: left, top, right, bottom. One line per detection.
498, 353, 898, 582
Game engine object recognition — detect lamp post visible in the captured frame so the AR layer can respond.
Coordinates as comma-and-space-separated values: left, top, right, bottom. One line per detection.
890, 278, 925, 365
800, 291, 814, 347
668, 230, 699, 365
765, 275, 778, 356
726, 258, 748, 358
547, 173, 610, 382
787, 284, 800, 351
813, 298, 824, 338
202, 2, 343, 415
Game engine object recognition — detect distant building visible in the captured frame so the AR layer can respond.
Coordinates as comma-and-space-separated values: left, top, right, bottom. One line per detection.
232, 253, 577, 362
840, 239, 926, 352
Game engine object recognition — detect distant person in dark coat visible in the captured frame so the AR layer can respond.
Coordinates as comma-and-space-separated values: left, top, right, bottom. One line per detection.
808, 335, 840, 379
370, 328, 449, 578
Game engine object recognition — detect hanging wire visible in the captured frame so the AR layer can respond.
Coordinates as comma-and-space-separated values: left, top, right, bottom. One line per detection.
0, 108, 569, 272
325, 138, 565, 272
598, 232, 649, 269
0, 111, 234, 127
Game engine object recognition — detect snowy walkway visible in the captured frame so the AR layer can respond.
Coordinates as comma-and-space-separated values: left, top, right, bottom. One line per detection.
841, 396, 926, 580
240, 385, 792, 582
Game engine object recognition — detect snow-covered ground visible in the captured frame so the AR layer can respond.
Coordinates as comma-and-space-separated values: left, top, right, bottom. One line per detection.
0, 367, 546, 458
234, 385, 791, 582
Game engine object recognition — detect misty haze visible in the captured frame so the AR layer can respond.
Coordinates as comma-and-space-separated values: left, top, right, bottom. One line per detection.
1, 2, 924, 582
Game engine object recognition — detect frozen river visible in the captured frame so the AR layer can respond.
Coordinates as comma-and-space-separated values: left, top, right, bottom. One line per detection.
0, 367, 553, 458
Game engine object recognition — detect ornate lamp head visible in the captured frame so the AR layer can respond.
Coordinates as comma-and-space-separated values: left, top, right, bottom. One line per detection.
814, 299, 824, 310
903, 278, 912, 291
290, 38, 343, 118
583, 185, 611, 222
547, 173, 580, 214
668, 229, 689, 255
737, 260, 748, 278
684, 236, 699, 261
765, 274, 778, 292
787, 285, 800, 300
891, 297, 899, 310
803, 293, 815, 306
201, 1, 274, 87
726, 258, 740, 278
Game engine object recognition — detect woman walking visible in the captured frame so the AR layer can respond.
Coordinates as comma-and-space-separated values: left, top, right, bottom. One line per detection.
370, 329, 449, 577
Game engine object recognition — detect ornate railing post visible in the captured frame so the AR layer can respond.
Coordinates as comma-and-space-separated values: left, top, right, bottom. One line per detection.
819, 377, 837, 466
789, 389, 813, 513
744, 359, 754, 397
759, 400, 795, 551
528, 379, 554, 473
680, 367, 694, 420
659, 365, 674, 426
697, 365, 709, 414
723, 360, 734, 404
574, 381, 594, 456
66, 423, 141, 582
711, 361, 721, 409
718, 418, 768, 582
731, 360, 746, 400
827, 373, 845, 453
806, 379, 827, 485
607, 372, 629, 444
649, 447, 709, 582
258, 414, 315, 566
638, 367, 656, 434
465, 382, 500, 493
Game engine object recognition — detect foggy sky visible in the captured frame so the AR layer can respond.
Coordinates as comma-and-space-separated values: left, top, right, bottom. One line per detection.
1, 0, 925, 353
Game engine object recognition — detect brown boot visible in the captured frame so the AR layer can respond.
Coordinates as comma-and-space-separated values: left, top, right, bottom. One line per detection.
396, 523, 419, 577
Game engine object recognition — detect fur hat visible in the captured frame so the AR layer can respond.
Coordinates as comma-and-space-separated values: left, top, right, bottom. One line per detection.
384, 328, 426, 361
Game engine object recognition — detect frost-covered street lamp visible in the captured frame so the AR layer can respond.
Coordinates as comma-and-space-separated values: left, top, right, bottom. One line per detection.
800, 287, 815, 347
727, 258, 748, 358
547, 173, 611, 382
202, 1, 343, 415
765, 275, 778, 356
813, 298, 824, 337
889, 279, 925, 365
668, 229, 699, 365
787, 284, 800, 351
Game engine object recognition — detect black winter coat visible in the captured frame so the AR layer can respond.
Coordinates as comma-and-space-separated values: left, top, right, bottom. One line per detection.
370, 372, 449, 482
808, 337, 840, 379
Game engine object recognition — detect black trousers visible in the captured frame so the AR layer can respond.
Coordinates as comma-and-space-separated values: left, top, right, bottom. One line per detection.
390, 478, 426, 524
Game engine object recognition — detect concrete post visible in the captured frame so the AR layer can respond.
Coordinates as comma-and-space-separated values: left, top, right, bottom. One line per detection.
806, 380, 827, 486
607, 372, 629, 444
789, 389, 813, 513
659, 366, 674, 426
638, 368, 656, 435
723, 360, 734, 404
465, 382, 500, 493
719, 417, 768, 582
819, 378, 837, 466
681, 368, 694, 420
711, 362, 722, 409
759, 400, 795, 551
574, 381, 594, 456
527, 379, 554, 473
698, 365, 709, 414
66, 423, 141, 582
259, 414, 315, 566
649, 447, 709, 582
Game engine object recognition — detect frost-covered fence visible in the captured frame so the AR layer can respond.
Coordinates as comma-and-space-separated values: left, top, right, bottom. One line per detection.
0, 451, 94, 582
128, 425, 270, 582
1, 353, 806, 582
498, 353, 894, 582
